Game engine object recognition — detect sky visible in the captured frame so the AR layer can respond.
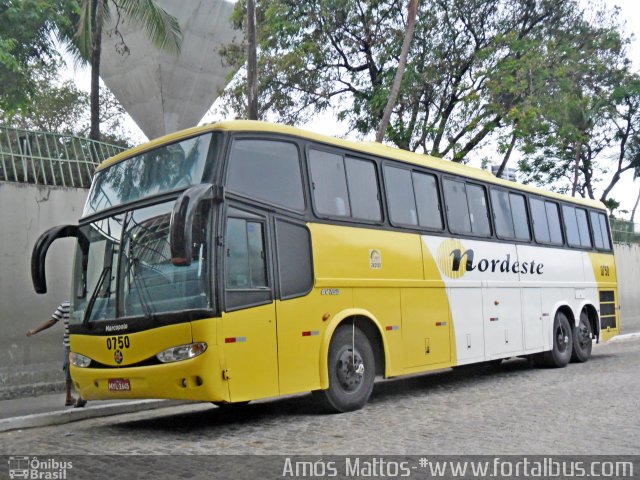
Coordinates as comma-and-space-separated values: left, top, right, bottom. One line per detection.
60, 0, 640, 218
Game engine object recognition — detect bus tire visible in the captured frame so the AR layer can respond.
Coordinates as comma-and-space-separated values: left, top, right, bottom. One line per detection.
541, 311, 573, 368
318, 325, 375, 413
571, 310, 593, 363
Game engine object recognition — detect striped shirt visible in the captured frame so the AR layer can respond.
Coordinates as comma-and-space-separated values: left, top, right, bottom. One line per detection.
51, 301, 70, 348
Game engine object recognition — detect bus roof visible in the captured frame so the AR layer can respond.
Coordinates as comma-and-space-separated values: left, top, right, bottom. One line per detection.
97, 120, 606, 211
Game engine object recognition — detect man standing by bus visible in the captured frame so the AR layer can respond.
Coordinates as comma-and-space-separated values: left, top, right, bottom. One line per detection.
26, 301, 87, 408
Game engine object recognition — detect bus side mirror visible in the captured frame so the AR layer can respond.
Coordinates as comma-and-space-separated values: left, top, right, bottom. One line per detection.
31, 224, 84, 294
170, 184, 223, 266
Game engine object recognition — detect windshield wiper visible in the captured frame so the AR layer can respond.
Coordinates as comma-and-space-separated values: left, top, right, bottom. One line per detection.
124, 252, 154, 320
83, 266, 111, 325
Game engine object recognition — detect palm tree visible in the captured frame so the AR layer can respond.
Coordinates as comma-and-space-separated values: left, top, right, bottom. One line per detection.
70, 0, 182, 140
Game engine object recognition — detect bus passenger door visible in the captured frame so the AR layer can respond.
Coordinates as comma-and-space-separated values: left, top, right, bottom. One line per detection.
220, 208, 279, 402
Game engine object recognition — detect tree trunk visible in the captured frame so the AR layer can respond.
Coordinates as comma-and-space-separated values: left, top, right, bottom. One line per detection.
90, 0, 104, 141
247, 0, 258, 120
571, 140, 581, 197
375, 0, 418, 144
631, 186, 640, 223
495, 131, 517, 179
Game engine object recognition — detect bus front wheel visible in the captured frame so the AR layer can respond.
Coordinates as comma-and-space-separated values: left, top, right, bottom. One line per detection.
317, 325, 375, 413
541, 311, 573, 368
571, 310, 593, 363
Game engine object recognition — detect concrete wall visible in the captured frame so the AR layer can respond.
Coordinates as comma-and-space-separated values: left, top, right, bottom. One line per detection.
614, 243, 640, 334
0, 182, 87, 398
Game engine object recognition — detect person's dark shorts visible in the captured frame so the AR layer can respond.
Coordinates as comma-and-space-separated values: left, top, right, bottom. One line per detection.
63, 345, 71, 382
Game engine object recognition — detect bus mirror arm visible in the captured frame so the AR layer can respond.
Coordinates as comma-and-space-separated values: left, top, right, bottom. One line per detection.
31, 224, 83, 294
170, 183, 223, 266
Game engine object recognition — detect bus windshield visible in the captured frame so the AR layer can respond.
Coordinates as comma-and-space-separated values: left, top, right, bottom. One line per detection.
71, 200, 211, 325
84, 133, 214, 216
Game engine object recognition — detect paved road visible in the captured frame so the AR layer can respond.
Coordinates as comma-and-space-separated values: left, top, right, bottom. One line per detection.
1, 337, 638, 458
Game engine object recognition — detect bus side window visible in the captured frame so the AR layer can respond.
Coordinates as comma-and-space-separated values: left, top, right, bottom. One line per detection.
545, 201, 563, 244
562, 205, 581, 247
275, 219, 313, 299
413, 172, 443, 230
590, 211, 604, 249
225, 218, 267, 289
227, 139, 305, 211
491, 189, 515, 239
309, 149, 351, 218
225, 212, 272, 311
344, 157, 382, 221
530, 198, 550, 243
443, 179, 471, 234
510, 193, 530, 241
384, 165, 418, 226
575, 208, 592, 248
466, 184, 491, 236
598, 212, 612, 250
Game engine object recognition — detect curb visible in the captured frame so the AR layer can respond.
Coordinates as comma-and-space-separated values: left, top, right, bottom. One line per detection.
608, 331, 640, 342
0, 399, 191, 433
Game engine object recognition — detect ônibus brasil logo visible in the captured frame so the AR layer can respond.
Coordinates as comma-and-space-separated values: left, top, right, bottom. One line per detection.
436, 239, 544, 279
8, 456, 72, 479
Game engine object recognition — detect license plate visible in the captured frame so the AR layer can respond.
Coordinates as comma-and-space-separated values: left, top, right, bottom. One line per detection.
108, 378, 131, 391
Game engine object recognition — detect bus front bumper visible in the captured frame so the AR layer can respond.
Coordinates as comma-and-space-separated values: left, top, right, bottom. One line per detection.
70, 346, 229, 402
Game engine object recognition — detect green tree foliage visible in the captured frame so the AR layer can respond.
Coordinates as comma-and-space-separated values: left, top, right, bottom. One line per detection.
0, 0, 77, 112
221, 0, 595, 157
221, 0, 636, 206
515, 5, 634, 200
0, 62, 134, 147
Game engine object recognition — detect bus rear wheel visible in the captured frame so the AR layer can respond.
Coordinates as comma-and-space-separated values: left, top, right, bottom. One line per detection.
540, 311, 573, 368
317, 325, 375, 413
571, 310, 593, 363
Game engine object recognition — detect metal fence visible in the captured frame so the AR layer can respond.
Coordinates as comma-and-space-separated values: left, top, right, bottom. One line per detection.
0, 126, 127, 189
611, 218, 640, 245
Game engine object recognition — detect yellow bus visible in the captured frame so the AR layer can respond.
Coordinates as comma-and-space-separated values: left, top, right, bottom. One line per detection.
31, 120, 619, 412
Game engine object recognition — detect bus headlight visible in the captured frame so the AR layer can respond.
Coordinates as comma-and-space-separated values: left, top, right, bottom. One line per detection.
156, 343, 207, 363
71, 352, 92, 368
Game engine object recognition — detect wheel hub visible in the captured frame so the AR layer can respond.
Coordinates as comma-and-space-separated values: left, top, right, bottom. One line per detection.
336, 348, 365, 392
578, 322, 591, 347
556, 325, 569, 352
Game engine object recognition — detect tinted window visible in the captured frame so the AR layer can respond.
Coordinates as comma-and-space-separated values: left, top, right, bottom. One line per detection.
467, 184, 491, 236
563, 205, 581, 247
226, 218, 267, 289
511, 193, 531, 240
227, 140, 304, 211
345, 157, 381, 221
590, 211, 604, 249
599, 213, 612, 250
86, 133, 213, 216
309, 150, 350, 217
491, 190, 514, 238
275, 219, 313, 298
575, 208, 592, 248
546, 202, 563, 244
385, 166, 418, 225
413, 172, 443, 229
531, 198, 550, 243
443, 179, 471, 234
